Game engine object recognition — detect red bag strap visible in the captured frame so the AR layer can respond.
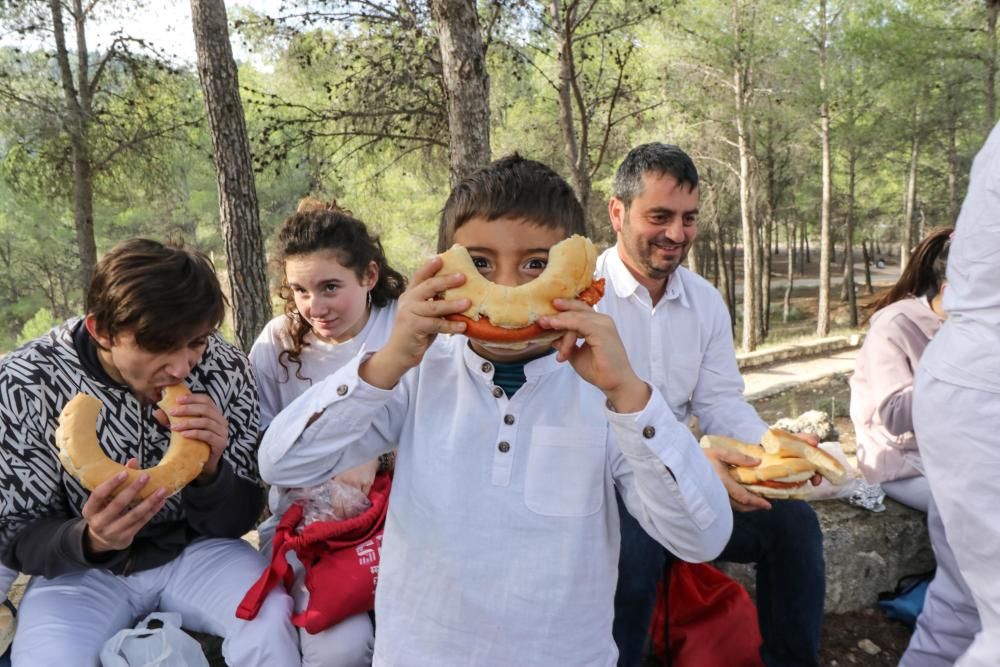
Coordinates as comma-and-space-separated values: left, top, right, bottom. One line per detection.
236, 503, 304, 621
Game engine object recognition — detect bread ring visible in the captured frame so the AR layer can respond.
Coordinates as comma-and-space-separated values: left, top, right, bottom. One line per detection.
0, 603, 13, 657
55, 385, 210, 498
437, 234, 599, 328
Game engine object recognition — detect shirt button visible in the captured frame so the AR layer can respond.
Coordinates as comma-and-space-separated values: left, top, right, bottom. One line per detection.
336, 384, 349, 396
642, 426, 656, 439
481, 362, 493, 373
503, 414, 515, 425
498, 441, 511, 453
492, 386, 504, 398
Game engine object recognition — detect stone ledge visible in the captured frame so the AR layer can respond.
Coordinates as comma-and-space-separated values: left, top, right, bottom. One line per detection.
718, 498, 934, 614
736, 334, 865, 371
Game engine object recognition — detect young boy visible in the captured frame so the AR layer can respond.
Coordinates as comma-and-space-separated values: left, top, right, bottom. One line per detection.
259, 155, 732, 665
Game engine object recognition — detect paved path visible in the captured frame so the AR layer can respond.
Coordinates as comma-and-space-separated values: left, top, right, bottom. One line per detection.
742, 347, 858, 402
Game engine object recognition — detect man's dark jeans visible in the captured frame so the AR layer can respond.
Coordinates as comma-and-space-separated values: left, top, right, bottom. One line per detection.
613, 494, 825, 667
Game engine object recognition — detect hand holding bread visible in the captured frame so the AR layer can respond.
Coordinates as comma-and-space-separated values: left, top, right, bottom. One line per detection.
56, 384, 211, 498
701, 428, 847, 501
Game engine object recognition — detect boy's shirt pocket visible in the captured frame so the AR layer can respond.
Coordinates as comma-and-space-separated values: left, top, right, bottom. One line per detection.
524, 426, 607, 517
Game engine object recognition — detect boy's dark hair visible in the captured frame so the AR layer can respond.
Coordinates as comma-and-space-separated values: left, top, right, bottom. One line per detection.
437, 154, 586, 252
865, 227, 952, 323
613, 143, 699, 208
87, 238, 226, 352
273, 198, 407, 380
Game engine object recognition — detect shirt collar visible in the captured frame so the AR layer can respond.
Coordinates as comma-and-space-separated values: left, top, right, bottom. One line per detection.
607, 245, 691, 309
460, 338, 561, 380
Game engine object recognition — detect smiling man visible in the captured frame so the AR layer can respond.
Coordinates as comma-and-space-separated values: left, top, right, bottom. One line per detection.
597, 143, 825, 667
0, 238, 298, 666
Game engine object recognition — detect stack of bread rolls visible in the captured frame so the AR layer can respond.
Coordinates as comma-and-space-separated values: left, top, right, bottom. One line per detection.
701, 428, 848, 499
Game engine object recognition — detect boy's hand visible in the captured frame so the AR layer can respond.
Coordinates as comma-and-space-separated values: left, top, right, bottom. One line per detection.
538, 298, 650, 413
362, 256, 469, 389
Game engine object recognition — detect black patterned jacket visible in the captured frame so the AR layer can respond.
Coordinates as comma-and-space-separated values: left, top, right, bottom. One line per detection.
0, 318, 265, 577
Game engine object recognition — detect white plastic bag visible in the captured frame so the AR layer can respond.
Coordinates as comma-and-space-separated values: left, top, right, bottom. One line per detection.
100, 612, 209, 667
286, 478, 372, 527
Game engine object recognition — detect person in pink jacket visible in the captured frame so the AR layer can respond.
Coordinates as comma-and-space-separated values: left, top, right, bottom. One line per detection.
849, 227, 951, 512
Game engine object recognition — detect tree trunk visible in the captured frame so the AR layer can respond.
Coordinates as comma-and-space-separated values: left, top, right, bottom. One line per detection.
843, 146, 858, 326
946, 93, 960, 223
688, 240, 701, 275
549, 0, 593, 227
861, 240, 873, 295
763, 214, 773, 338
816, 0, 832, 337
783, 220, 795, 323
191, 0, 270, 352
50, 0, 98, 298
430, 0, 491, 186
734, 51, 759, 351
900, 120, 920, 272
987, 0, 999, 136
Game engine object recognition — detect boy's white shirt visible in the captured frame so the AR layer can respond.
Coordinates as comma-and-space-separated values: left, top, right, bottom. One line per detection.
260, 336, 731, 667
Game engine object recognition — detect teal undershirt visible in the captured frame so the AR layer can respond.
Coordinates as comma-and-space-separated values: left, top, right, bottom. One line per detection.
492, 349, 555, 398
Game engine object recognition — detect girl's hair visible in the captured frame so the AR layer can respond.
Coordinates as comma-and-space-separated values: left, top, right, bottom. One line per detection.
865, 227, 952, 323
272, 198, 406, 380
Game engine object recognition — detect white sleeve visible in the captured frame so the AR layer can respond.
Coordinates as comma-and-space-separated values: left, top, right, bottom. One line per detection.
248, 338, 284, 432
689, 297, 768, 443
610, 386, 733, 562
258, 350, 407, 488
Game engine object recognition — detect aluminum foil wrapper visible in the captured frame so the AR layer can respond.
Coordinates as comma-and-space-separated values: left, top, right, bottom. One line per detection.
843, 479, 886, 513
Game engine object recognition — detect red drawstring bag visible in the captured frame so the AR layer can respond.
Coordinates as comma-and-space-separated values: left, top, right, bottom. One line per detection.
648, 562, 765, 667
238, 473, 391, 634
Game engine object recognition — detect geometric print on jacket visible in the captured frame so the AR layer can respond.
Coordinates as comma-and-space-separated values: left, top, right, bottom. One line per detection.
0, 317, 262, 571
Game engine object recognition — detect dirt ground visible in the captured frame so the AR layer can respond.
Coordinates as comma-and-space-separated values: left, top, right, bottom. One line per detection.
819, 608, 914, 666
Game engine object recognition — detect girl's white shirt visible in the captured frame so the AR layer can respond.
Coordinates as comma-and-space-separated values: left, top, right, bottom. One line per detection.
249, 302, 397, 541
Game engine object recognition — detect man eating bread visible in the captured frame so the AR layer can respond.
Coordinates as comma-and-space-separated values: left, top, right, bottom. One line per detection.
0, 239, 298, 665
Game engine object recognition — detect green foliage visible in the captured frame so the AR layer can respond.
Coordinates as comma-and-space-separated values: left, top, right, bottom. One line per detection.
16, 307, 59, 346
0, 0, 995, 354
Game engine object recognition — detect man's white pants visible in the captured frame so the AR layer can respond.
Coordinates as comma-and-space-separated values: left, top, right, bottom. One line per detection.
905, 368, 1000, 667
0, 566, 17, 601
11, 537, 299, 666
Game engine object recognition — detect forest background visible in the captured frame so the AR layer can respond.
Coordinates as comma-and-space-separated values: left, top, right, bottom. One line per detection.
0, 0, 996, 354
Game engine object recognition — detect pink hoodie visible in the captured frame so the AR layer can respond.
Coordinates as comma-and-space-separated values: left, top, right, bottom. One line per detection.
850, 296, 944, 484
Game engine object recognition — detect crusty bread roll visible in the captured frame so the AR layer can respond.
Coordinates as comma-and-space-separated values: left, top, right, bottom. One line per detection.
55, 385, 210, 498
700, 433, 821, 500
761, 428, 847, 485
742, 483, 816, 500
727, 456, 816, 484
700, 434, 766, 459
0, 603, 13, 658
437, 234, 598, 328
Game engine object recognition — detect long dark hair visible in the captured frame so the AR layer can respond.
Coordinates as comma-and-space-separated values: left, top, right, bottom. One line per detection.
864, 227, 952, 323
271, 198, 406, 380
